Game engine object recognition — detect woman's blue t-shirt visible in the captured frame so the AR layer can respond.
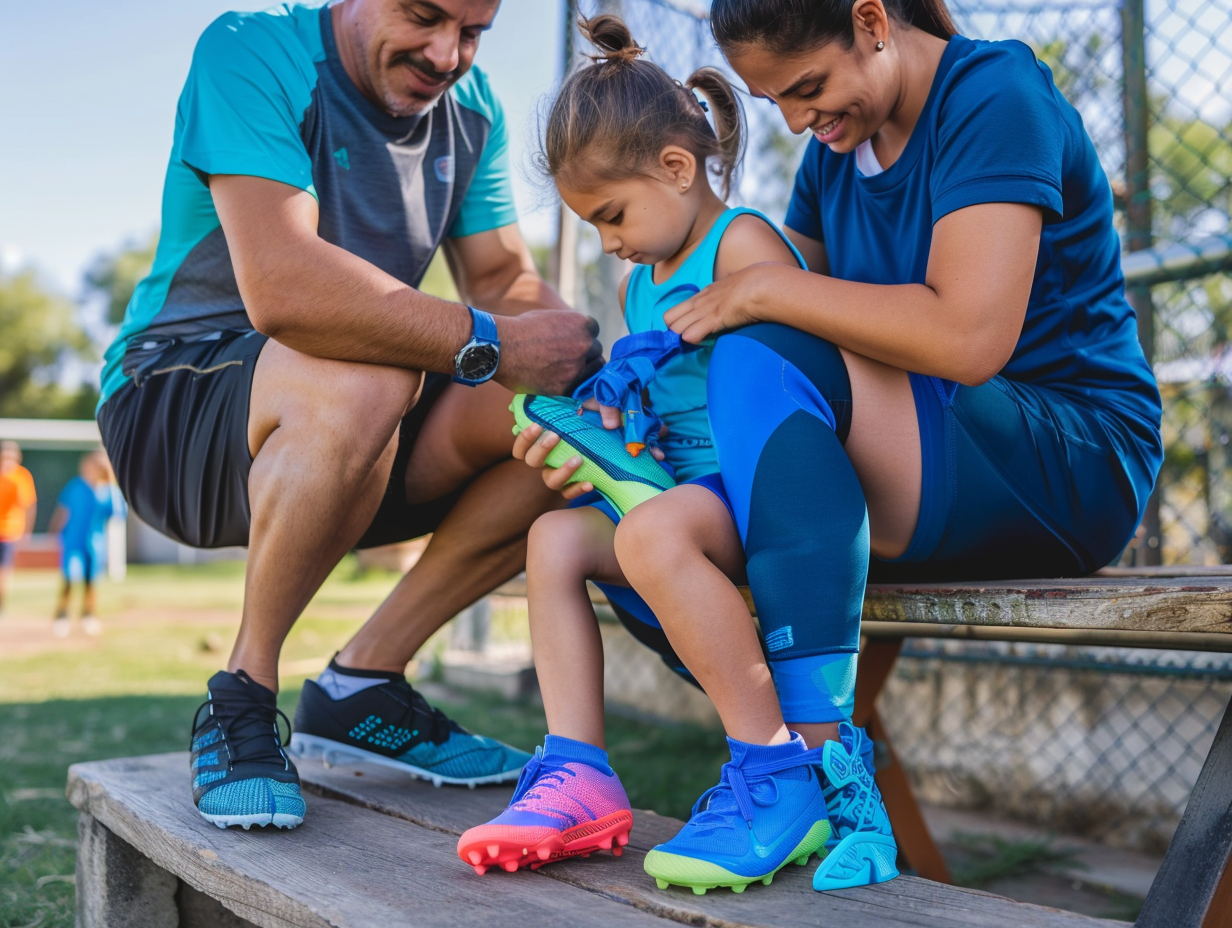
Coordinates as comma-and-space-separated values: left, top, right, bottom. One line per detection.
785, 35, 1162, 443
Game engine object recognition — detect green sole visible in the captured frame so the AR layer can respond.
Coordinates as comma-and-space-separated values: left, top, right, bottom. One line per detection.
644, 820, 831, 894
510, 396, 668, 517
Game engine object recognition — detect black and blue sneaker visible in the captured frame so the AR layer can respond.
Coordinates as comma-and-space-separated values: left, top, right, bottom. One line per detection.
190, 670, 306, 830
289, 669, 530, 788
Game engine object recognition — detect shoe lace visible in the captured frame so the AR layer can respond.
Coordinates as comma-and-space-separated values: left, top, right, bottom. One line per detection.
689, 746, 826, 836
189, 671, 293, 770
382, 679, 457, 745
507, 751, 579, 807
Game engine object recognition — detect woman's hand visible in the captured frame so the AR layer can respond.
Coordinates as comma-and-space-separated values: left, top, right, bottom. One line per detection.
663, 263, 778, 342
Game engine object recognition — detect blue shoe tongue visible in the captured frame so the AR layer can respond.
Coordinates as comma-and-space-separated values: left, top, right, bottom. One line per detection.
207, 670, 275, 706
726, 733, 807, 768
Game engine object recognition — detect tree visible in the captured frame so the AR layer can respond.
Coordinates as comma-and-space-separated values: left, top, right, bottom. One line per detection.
84, 234, 158, 326
0, 269, 97, 418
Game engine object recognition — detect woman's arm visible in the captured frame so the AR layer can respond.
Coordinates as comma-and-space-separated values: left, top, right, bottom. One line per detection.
665, 201, 1043, 386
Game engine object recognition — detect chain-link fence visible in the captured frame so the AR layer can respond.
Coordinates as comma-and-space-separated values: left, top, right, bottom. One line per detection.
540, 0, 1232, 858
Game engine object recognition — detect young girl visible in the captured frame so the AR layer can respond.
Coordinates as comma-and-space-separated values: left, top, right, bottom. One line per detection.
457, 16, 897, 894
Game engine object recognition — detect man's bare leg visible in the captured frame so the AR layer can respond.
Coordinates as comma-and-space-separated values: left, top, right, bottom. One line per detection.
229, 340, 424, 692
337, 379, 561, 672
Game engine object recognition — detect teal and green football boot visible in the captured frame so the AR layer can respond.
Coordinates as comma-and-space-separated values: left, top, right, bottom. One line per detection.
643, 734, 831, 894
511, 394, 675, 517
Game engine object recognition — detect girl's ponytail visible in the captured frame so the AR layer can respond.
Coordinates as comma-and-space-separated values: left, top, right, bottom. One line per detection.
582, 13, 645, 65
685, 67, 745, 200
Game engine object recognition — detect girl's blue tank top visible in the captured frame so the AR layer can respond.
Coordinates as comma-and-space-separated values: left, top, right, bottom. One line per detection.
623, 206, 804, 482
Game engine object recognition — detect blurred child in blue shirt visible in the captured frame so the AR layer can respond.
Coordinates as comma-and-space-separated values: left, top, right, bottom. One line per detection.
49, 452, 122, 637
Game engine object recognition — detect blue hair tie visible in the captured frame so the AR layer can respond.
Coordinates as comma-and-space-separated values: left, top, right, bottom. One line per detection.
694, 95, 709, 112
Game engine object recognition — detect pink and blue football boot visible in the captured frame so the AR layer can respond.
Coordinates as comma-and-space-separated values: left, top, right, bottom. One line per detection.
458, 735, 632, 874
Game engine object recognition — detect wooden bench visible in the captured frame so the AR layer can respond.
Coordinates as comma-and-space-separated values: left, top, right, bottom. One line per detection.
67, 568, 1232, 928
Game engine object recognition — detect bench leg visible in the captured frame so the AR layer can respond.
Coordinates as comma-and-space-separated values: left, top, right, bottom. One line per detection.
76, 813, 179, 928
854, 637, 953, 884
1136, 693, 1232, 928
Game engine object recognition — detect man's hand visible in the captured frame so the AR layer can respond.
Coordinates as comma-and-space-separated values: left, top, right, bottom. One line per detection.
494, 311, 604, 396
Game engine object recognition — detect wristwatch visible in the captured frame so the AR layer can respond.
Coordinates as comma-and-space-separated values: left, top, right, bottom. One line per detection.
452, 306, 501, 386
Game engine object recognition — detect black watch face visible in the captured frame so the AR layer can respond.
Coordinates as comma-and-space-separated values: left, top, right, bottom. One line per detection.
458, 343, 500, 380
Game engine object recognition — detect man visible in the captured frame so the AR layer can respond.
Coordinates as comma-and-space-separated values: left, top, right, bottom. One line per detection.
97, 0, 601, 829
0, 441, 37, 619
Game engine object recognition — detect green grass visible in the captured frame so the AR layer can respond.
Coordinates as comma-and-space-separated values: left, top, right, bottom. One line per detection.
0, 560, 729, 928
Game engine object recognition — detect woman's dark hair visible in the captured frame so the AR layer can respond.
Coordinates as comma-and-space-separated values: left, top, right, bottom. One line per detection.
711, 0, 956, 54
542, 15, 745, 199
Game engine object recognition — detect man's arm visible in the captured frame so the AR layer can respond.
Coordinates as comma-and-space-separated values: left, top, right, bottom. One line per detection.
443, 224, 569, 315
211, 174, 601, 394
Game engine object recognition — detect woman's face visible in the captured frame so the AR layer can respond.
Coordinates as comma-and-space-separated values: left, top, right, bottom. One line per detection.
726, 36, 895, 153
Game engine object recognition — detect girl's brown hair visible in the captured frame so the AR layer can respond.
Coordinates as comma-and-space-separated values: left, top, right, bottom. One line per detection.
711, 0, 957, 56
542, 15, 745, 199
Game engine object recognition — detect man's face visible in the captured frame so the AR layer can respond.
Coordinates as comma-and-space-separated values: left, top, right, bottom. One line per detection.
338, 0, 501, 117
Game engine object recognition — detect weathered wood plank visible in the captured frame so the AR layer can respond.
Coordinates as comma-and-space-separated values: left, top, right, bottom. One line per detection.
76, 811, 179, 928
67, 754, 669, 928
493, 573, 1232, 636
295, 752, 1127, 928
862, 576, 1232, 634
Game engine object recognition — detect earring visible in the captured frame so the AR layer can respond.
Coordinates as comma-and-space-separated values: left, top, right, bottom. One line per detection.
876, 40, 885, 50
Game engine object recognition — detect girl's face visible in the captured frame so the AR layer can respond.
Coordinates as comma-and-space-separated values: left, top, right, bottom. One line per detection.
558, 168, 699, 267
726, 34, 894, 154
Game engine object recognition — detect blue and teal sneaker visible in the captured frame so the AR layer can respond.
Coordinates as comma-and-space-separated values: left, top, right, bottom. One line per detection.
190, 670, 306, 830
643, 734, 831, 894
289, 669, 531, 787
510, 394, 675, 517
812, 721, 900, 891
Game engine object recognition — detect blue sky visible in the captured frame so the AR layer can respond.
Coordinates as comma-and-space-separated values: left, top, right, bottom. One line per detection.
0, 0, 565, 295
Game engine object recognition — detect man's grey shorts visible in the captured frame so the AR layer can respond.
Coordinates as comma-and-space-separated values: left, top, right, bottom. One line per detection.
97, 330, 460, 550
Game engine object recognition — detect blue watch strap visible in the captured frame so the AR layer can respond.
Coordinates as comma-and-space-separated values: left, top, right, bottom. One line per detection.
469, 306, 498, 345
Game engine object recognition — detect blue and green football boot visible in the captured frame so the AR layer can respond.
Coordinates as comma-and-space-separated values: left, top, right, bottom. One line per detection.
643, 734, 831, 894
511, 394, 675, 517
812, 721, 900, 891
190, 670, 306, 830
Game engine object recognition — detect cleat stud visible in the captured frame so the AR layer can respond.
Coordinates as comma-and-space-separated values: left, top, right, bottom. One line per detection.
537, 848, 551, 860
655, 879, 669, 890
692, 886, 707, 895
582, 852, 590, 858
762, 875, 773, 886
612, 847, 623, 857
473, 865, 487, 876
795, 856, 809, 866
616, 833, 629, 846
600, 837, 613, 850
502, 861, 518, 873
468, 782, 476, 790
732, 884, 746, 894
488, 844, 501, 858
432, 777, 443, 788
467, 851, 482, 865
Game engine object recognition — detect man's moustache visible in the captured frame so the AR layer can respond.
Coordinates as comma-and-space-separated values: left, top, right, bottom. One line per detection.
390, 55, 459, 83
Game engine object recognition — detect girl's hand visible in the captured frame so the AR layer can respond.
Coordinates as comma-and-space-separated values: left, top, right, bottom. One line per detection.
512, 423, 595, 500
663, 264, 771, 343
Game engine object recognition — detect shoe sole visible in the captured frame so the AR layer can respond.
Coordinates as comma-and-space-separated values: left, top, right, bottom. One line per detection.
811, 832, 899, 891
510, 395, 671, 517
458, 810, 633, 875
288, 733, 525, 788
197, 810, 303, 830
644, 819, 830, 894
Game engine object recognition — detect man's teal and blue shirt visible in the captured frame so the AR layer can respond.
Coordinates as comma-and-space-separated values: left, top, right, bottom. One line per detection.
100, 3, 518, 405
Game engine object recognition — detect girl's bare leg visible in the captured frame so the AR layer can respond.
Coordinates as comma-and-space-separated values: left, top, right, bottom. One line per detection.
615, 485, 789, 746
526, 506, 627, 748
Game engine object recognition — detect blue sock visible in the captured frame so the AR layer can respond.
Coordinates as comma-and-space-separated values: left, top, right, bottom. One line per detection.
542, 734, 615, 776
